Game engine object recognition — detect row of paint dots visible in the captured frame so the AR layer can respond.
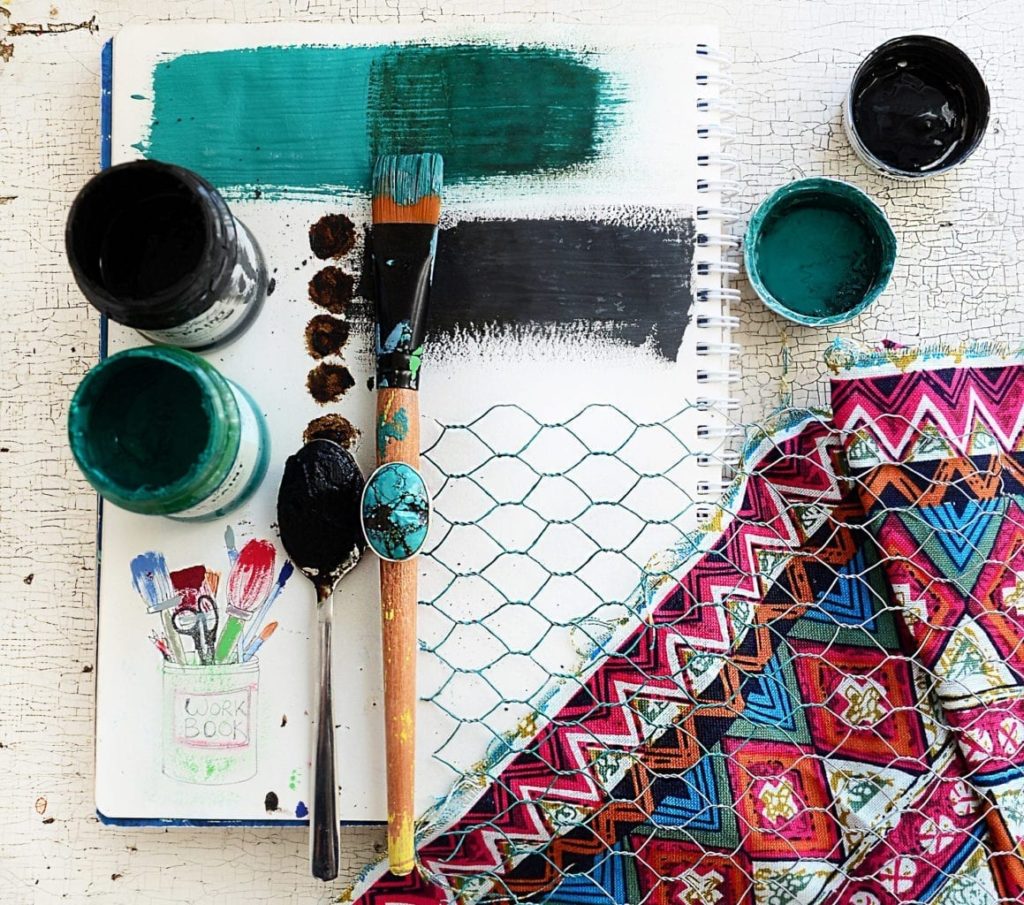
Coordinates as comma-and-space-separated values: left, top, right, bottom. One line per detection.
131, 528, 294, 667
303, 213, 363, 414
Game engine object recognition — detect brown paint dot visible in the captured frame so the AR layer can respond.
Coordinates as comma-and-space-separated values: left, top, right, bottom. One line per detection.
264, 791, 279, 812
309, 213, 356, 259
304, 315, 350, 359
307, 363, 355, 404
303, 413, 360, 450
308, 266, 355, 315
280, 714, 287, 728
35, 797, 47, 815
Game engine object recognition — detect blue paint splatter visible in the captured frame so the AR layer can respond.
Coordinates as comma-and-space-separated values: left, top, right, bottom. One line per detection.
375, 320, 414, 357
295, 800, 308, 819
361, 462, 430, 561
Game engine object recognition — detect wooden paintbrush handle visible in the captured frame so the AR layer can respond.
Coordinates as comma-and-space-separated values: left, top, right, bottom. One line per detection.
377, 386, 419, 876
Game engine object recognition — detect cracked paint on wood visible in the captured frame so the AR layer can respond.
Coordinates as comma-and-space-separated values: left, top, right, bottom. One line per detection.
1, 0, 1022, 901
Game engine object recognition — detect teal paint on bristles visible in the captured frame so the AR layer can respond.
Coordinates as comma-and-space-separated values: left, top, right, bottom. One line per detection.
371, 153, 444, 222
370, 153, 444, 391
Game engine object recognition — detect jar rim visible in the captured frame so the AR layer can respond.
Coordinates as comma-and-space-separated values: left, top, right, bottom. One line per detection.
68, 346, 240, 514
65, 160, 237, 329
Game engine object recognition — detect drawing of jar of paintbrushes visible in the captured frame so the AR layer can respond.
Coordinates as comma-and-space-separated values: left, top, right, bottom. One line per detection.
131, 534, 292, 786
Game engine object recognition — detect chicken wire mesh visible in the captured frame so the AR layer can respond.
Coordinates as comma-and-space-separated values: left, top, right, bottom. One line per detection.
354, 348, 1024, 905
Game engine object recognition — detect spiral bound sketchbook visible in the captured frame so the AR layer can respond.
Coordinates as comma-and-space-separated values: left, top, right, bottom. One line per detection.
94, 24, 738, 824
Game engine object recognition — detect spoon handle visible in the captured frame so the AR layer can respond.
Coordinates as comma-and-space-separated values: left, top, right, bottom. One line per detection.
311, 590, 339, 881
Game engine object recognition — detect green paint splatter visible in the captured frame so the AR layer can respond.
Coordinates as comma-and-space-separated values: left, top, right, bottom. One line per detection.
288, 768, 300, 791
408, 345, 424, 380
130, 93, 147, 100
377, 405, 409, 459
141, 44, 623, 199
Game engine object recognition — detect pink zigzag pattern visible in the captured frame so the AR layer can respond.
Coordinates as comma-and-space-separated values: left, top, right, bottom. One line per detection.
832, 361, 1024, 459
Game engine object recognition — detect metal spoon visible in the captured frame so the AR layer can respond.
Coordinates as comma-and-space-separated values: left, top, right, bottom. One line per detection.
277, 439, 366, 882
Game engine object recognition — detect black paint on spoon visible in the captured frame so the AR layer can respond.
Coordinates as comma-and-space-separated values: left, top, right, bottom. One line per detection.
277, 439, 366, 596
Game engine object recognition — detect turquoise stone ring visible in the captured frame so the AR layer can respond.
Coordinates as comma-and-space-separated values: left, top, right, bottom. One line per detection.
360, 462, 431, 562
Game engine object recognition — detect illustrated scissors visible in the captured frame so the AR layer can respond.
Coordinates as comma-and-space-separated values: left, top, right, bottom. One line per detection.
172, 595, 219, 665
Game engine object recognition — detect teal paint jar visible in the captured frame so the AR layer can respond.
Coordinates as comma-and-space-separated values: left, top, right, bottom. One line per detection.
744, 178, 897, 326
68, 347, 269, 520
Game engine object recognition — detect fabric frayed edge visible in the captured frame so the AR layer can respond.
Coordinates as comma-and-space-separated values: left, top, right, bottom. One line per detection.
826, 337, 1024, 379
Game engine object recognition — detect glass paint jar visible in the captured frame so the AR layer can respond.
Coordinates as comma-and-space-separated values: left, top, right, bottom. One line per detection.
68, 346, 269, 520
66, 160, 267, 350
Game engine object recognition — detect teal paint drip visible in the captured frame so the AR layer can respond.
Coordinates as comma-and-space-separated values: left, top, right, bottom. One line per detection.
140, 44, 623, 199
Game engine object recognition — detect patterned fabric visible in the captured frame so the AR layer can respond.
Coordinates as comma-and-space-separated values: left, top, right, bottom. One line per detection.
350, 345, 1024, 905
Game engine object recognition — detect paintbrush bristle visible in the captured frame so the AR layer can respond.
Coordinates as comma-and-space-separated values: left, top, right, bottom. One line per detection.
371, 153, 444, 225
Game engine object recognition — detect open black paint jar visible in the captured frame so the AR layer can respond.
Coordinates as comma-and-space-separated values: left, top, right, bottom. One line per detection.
845, 36, 989, 179
66, 160, 267, 350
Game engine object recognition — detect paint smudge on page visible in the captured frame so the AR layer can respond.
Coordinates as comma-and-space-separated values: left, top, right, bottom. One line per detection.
358, 215, 695, 362
304, 413, 360, 450
140, 44, 623, 198
264, 791, 279, 812
295, 800, 309, 819
307, 363, 355, 404
308, 267, 356, 315
309, 213, 356, 259
305, 315, 350, 359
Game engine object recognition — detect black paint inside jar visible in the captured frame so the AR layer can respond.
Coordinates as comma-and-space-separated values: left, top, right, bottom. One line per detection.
99, 191, 206, 298
65, 160, 265, 344
850, 36, 989, 175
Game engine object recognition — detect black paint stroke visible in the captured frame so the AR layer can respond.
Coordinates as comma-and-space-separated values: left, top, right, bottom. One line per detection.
359, 217, 695, 362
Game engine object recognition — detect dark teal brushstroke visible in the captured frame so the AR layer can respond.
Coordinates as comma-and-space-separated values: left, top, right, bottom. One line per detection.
140, 44, 622, 198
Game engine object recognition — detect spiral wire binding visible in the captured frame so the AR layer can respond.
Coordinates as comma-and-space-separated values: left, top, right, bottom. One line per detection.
694, 41, 740, 497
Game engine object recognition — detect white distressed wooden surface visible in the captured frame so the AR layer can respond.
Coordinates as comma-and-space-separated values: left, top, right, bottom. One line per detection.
1, 0, 1020, 901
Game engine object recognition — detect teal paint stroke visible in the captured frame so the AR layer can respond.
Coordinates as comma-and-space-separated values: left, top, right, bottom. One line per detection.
361, 462, 430, 561
377, 404, 409, 459
139, 43, 624, 199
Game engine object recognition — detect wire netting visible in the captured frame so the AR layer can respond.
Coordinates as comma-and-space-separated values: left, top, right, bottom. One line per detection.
355, 352, 1024, 904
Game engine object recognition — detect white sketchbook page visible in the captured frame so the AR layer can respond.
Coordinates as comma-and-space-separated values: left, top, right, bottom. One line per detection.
95, 23, 720, 822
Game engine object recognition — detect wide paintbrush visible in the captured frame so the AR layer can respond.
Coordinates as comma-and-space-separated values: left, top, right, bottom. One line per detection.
366, 152, 443, 876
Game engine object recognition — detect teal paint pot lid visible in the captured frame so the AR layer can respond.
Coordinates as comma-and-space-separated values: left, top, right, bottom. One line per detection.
744, 178, 897, 327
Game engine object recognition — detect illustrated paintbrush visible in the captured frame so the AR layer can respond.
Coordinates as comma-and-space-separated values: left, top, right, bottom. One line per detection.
215, 538, 276, 663
240, 560, 295, 652
365, 152, 443, 877
242, 621, 278, 662
130, 551, 185, 664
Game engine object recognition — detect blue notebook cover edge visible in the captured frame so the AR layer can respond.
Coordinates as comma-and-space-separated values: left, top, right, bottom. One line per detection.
93, 37, 380, 830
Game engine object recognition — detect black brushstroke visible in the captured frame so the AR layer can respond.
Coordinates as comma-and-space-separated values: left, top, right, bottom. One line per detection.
358, 217, 695, 361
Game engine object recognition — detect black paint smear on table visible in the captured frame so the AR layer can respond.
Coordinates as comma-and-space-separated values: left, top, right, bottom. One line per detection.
357, 217, 695, 361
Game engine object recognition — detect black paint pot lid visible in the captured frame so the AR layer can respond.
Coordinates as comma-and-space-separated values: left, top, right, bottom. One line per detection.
847, 35, 990, 177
